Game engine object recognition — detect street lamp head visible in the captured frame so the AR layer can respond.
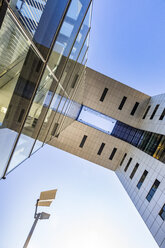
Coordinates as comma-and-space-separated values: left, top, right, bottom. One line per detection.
40, 212, 50, 220
39, 189, 57, 201
34, 189, 57, 219
38, 200, 53, 207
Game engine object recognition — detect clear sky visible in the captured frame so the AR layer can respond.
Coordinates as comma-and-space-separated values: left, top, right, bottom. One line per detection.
1, 1, 165, 248
0, 145, 159, 248
87, 0, 165, 96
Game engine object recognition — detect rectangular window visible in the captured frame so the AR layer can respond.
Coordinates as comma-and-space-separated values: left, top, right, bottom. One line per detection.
120, 153, 127, 166
97, 143, 105, 155
130, 163, 139, 179
159, 204, 165, 220
100, 88, 108, 102
124, 157, 132, 172
18, 109, 25, 123
137, 170, 148, 189
159, 108, 165, 120
130, 102, 139, 116
150, 104, 160, 119
146, 179, 160, 202
71, 74, 79, 88
51, 123, 59, 136
79, 135, 87, 148
142, 105, 151, 119
109, 147, 117, 160
118, 96, 127, 110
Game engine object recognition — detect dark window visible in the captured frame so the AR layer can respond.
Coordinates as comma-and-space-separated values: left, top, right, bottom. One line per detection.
144, 134, 162, 156
100, 88, 108, 102
118, 96, 127, 110
146, 179, 160, 202
109, 147, 117, 160
124, 157, 132, 172
137, 170, 148, 189
142, 105, 151, 119
32, 118, 38, 128
130, 102, 139, 116
18, 109, 25, 123
71, 74, 79, 88
150, 104, 160, 119
79, 135, 87, 148
51, 123, 59, 136
159, 108, 165, 120
159, 204, 165, 220
120, 153, 127, 166
130, 163, 139, 179
97, 143, 105, 155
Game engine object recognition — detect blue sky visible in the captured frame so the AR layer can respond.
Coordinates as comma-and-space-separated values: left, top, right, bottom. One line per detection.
87, 0, 165, 96
0, 146, 159, 248
1, 0, 165, 247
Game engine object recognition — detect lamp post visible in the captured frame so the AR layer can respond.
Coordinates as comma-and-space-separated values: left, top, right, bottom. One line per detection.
23, 189, 57, 248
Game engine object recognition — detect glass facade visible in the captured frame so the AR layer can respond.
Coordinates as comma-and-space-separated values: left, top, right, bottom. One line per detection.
0, 0, 92, 179
111, 121, 165, 164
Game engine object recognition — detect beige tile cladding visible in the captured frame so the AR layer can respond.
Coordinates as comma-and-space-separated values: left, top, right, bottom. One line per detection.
116, 146, 165, 248
138, 93, 165, 135
84, 67, 150, 129
48, 121, 131, 171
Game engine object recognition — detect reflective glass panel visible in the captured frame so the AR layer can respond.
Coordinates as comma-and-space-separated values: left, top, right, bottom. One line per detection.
10, 0, 69, 58
0, 11, 30, 178
7, 67, 56, 173
48, 0, 91, 79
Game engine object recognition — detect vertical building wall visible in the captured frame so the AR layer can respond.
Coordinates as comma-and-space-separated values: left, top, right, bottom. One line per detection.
116, 146, 165, 248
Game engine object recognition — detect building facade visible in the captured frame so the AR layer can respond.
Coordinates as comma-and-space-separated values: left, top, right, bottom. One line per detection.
0, 1, 165, 247
49, 67, 165, 248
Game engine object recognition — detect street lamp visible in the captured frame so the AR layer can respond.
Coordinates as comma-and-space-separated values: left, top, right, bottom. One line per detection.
23, 189, 57, 248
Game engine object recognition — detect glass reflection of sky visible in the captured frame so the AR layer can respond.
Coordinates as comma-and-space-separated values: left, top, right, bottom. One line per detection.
77, 106, 116, 134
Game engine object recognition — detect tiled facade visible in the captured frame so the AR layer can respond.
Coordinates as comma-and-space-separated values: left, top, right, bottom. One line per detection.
48, 68, 165, 247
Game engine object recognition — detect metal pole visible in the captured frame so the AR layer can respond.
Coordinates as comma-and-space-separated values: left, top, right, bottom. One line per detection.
23, 213, 41, 248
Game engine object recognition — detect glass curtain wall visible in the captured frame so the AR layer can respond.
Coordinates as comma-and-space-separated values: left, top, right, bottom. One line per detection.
0, 9, 31, 177
31, 2, 92, 152
1, 0, 92, 176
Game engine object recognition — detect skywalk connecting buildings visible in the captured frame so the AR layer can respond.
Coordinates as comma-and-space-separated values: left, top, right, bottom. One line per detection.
0, 0, 165, 247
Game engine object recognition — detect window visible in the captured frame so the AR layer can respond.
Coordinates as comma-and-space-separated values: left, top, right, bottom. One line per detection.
142, 105, 151, 119
159, 204, 165, 220
130, 102, 139, 116
146, 179, 160, 202
159, 108, 165, 120
71, 74, 79, 88
150, 104, 160, 120
118, 96, 127, 110
97, 143, 105, 155
18, 109, 25, 123
130, 163, 139, 179
100, 88, 108, 102
124, 157, 132, 172
109, 147, 117, 160
120, 153, 127, 166
79, 135, 87, 148
137, 170, 148, 189
51, 123, 59, 136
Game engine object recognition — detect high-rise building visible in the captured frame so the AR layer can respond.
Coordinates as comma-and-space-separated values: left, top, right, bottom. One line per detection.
0, 1, 165, 248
